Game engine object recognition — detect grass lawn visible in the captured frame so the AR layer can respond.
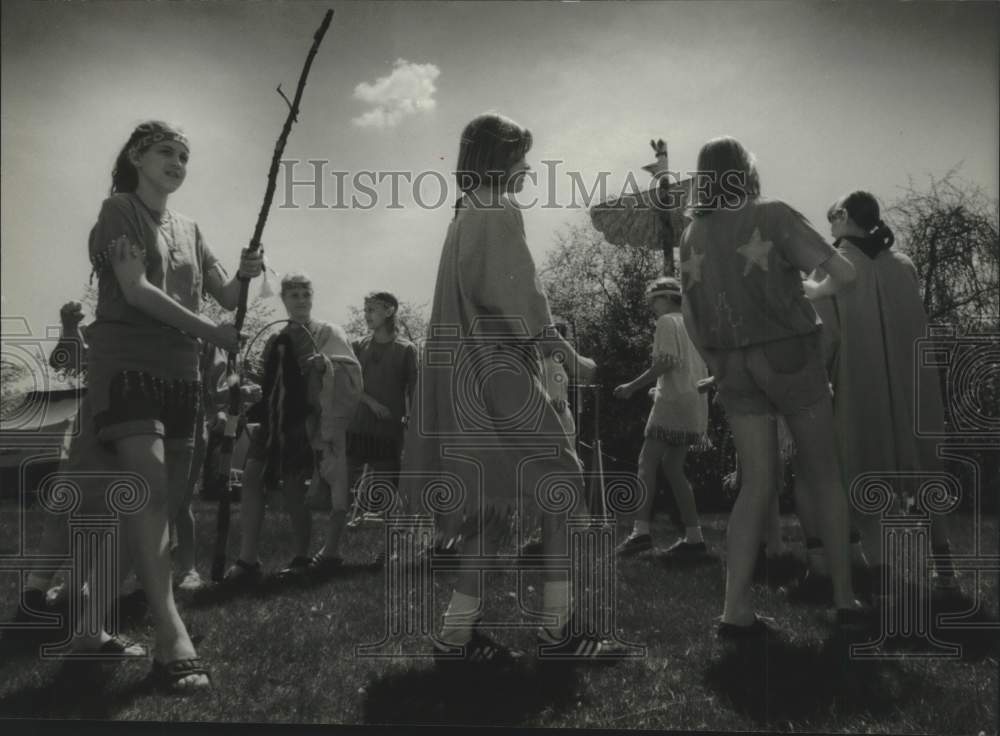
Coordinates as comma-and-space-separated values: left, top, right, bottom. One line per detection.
0, 500, 997, 732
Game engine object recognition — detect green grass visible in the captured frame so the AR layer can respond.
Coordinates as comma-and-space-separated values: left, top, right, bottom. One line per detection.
0, 501, 997, 731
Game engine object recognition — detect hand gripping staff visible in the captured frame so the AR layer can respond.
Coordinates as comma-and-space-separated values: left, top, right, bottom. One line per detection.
211, 9, 335, 582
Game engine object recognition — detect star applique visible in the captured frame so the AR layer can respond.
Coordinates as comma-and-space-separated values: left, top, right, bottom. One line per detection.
737, 227, 774, 276
681, 250, 705, 287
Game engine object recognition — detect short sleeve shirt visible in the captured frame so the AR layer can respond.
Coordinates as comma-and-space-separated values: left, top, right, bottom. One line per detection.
679, 198, 835, 350
651, 312, 708, 399
89, 193, 219, 327
84, 193, 220, 414
349, 335, 419, 440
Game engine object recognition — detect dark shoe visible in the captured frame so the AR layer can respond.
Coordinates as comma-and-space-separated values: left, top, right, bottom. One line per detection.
536, 624, 633, 661
661, 538, 709, 559
222, 559, 263, 587
278, 556, 313, 579
73, 634, 147, 659
781, 570, 833, 605
308, 553, 344, 578
433, 631, 524, 666
616, 534, 653, 557
716, 614, 778, 640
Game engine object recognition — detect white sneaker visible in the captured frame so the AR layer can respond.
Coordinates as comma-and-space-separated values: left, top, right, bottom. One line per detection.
177, 570, 206, 592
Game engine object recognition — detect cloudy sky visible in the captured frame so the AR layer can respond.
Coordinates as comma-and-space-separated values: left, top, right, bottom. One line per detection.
2, 1, 997, 350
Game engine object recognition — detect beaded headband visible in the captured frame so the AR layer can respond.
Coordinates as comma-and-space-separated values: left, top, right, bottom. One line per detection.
128, 129, 190, 158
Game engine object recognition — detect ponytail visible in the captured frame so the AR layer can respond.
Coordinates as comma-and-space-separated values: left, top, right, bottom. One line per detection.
871, 218, 895, 249
837, 190, 894, 257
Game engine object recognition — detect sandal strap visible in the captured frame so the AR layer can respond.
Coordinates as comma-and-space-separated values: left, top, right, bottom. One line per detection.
154, 657, 210, 680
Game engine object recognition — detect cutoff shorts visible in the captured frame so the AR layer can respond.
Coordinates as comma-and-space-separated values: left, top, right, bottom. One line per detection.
709, 331, 830, 417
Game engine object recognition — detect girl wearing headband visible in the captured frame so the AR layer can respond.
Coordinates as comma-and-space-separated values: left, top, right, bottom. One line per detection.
82, 120, 262, 691
613, 276, 709, 559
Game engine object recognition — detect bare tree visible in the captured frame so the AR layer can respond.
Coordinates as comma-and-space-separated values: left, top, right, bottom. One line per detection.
888, 170, 999, 331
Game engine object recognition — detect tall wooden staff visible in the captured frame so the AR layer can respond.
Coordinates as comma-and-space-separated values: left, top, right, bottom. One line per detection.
211, 9, 335, 582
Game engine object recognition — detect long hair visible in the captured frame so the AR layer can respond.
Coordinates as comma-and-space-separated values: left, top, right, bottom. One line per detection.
110, 120, 187, 195
831, 190, 895, 250
690, 136, 760, 216
454, 113, 532, 217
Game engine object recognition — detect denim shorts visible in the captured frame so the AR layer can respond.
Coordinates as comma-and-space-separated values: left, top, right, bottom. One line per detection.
710, 331, 830, 416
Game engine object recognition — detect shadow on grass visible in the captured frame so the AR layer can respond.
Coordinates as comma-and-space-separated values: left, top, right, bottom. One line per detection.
361, 660, 576, 726
0, 659, 158, 719
701, 630, 962, 725
187, 560, 383, 610
871, 589, 1000, 662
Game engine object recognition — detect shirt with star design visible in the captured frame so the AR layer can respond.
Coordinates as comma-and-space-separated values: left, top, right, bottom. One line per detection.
679, 197, 836, 350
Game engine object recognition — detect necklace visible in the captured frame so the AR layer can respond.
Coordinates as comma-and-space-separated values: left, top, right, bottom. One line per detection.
134, 195, 180, 260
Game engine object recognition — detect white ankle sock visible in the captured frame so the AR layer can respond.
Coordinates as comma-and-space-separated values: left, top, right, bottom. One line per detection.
633, 520, 651, 537
440, 591, 480, 646
684, 526, 704, 544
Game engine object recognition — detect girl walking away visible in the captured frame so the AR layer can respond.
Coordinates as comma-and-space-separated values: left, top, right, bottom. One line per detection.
345, 291, 418, 521
810, 190, 958, 597
613, 277, 710, 559
400, 113, 626, 662
226, 272, 362, 583
85, 120, 262, 690
679, 136, 865, 637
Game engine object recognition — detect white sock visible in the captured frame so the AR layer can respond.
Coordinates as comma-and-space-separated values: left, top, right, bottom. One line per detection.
633, 520, 651, 537
542, 580, 570, 635
684, 526, 704, 544
440, 591, 480, 646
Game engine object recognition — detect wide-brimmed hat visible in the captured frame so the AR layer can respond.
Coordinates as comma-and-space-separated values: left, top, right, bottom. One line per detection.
646, 276, 682, 301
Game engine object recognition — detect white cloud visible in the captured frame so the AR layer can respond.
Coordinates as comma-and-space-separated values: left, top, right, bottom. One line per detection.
352, 59, 440, 129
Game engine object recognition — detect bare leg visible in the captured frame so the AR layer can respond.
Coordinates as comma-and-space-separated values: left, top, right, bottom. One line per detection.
721, 414, 777, 625
236, 459, 267, 564
661, 444, 700, 533
634, 437, 664, 531
783, 399, 857, 611
115, 435, 205, 687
